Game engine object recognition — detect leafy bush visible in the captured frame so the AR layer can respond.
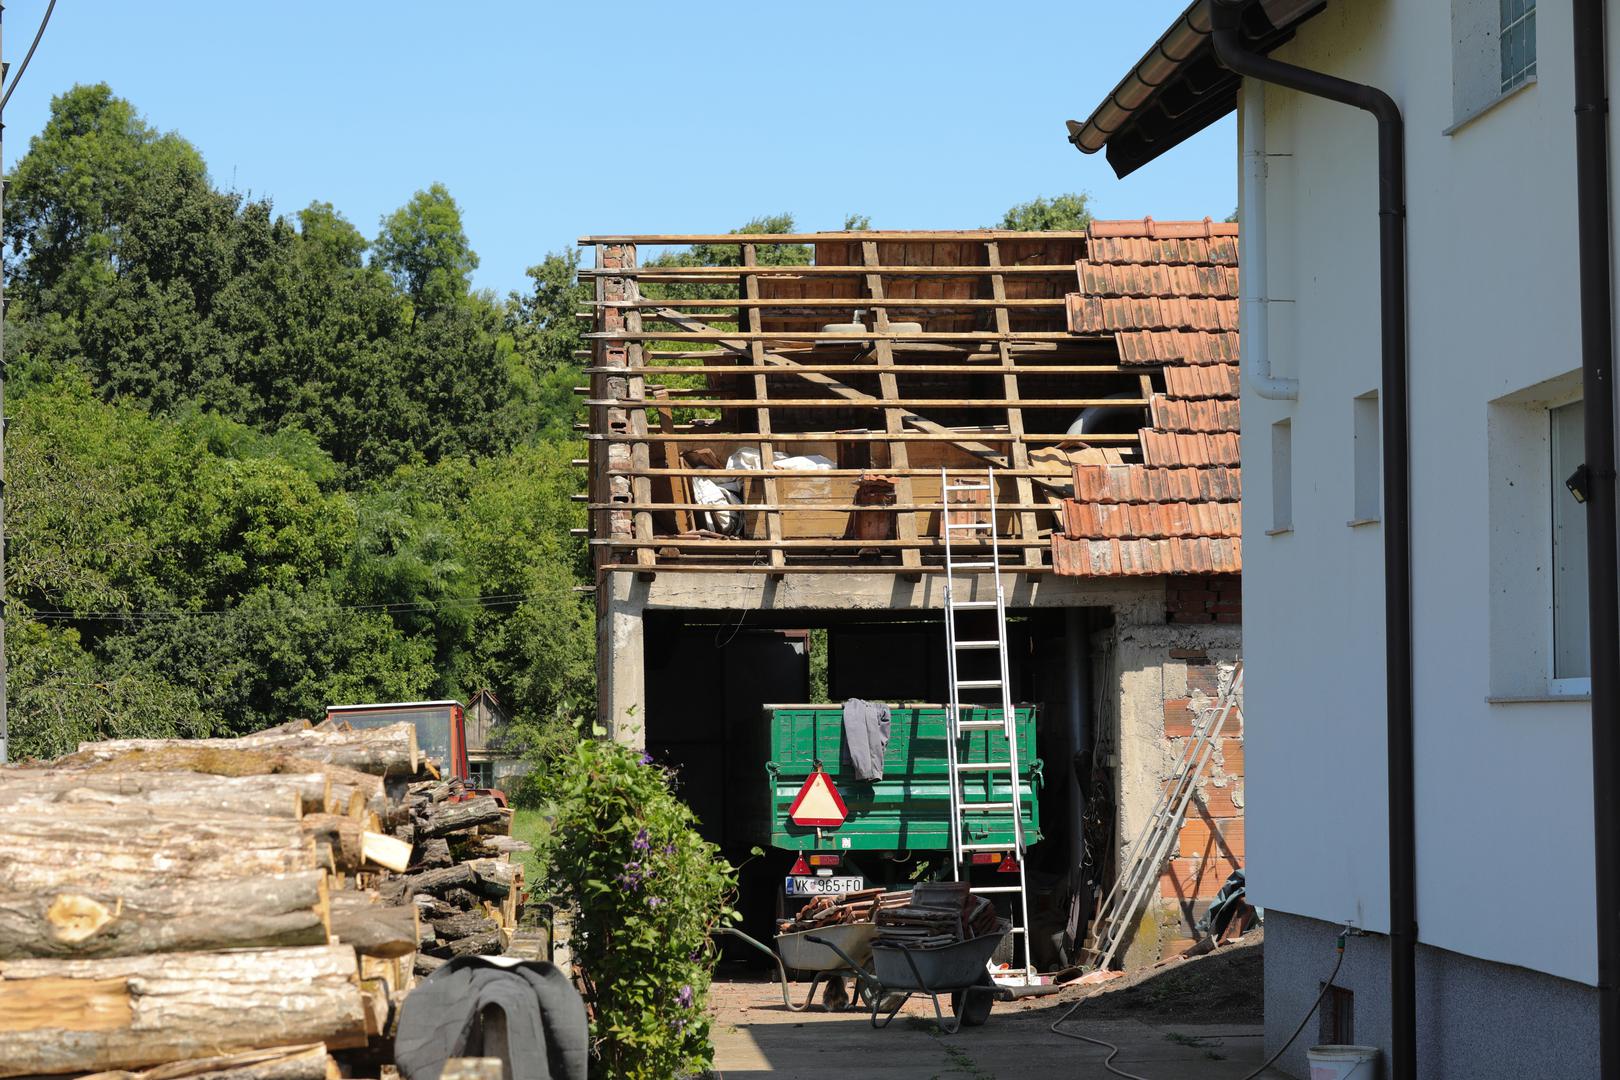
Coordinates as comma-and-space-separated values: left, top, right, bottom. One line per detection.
534, 738, 737, 1079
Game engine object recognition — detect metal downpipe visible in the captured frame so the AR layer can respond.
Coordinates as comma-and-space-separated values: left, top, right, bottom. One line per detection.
1572, 1, 1620, 1075
1210, 4, 1415, 1078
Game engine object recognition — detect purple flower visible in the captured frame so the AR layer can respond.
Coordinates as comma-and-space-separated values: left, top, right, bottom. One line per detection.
632, 828, 650, 851
647, 896, 665, 908
663, 842, 676, 856
677, 984, 693, 1009
640, 753, 654, 765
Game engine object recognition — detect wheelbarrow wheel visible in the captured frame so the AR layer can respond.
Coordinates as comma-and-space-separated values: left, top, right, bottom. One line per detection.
950, 972, 996, 1028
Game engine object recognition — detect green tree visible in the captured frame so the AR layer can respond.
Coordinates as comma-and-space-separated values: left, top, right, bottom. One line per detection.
997, 192, 1094, 231
373, 182, 479, 321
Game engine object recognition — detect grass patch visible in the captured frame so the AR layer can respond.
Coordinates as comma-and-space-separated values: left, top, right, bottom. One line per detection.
509, 806, 551, 924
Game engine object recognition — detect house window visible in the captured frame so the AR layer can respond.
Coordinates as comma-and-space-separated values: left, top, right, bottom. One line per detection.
1270, 419, 1293, 534
1352, 392, 1380, 524
469, 760, 495, 788
1551, 399, 1589, 688
1500, 0, 1537, 93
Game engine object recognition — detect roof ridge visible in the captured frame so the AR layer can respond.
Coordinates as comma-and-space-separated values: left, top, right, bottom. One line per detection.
1088, 217, 1239, 239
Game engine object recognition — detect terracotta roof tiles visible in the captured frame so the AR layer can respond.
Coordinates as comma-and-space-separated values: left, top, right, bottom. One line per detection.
1054, 219, 1243, 578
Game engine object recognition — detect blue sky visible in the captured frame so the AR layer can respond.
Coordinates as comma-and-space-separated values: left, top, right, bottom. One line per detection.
1, 1, 1232, 294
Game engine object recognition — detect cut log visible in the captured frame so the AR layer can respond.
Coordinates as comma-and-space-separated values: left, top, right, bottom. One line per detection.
48, 746, 385, 802
413, 837, 452, 869
361, 831, 413, 873
0, 945, 367, 1077
0, 770, 324, 817
430, 910, 497, 941
67, 723, 418, 778
76, 1044, 336, 1080
300, 814, 362, 872
446, 929, 503, 958
413, 952, 446, 976
328, 892, 418, 959
416, 796, 502, 839
0, 808, 316, 891
382, 859, 514, 904
0, 871, 329, 960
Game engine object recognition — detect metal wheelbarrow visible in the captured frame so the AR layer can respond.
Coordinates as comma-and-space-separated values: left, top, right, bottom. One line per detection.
714, 922, 881, 1012
805, 919, 1010, 1034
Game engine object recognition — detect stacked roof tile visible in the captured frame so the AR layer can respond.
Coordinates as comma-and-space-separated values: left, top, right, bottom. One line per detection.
1053, 218, 1242, 578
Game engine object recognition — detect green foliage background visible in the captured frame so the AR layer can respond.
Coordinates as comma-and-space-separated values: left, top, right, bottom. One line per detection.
3, 84, 597, 760
1, 83, 1096, 768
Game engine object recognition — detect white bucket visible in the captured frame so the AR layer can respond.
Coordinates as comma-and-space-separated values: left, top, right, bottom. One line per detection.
1307, 1044, 1380, 1080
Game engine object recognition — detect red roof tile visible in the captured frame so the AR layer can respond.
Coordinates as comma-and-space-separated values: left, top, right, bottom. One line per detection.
1053, 219, 1243, 578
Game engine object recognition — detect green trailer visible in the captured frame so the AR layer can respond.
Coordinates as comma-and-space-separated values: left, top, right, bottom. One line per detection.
766, 704, 1042, 855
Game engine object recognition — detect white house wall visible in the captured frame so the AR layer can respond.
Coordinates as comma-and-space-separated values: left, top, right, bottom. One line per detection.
1244, 0, 1599, 985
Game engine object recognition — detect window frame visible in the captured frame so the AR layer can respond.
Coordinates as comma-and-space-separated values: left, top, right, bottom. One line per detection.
1548, 392, 1591, 697
1499, 0, 1537, 95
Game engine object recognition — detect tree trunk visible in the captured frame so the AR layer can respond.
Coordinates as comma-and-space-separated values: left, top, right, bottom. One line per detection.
414, 837, 452, 869
445, 929, 503, 958
0, 945, 367, 1077
416, 796, 502, 839
328, 892, 418, 959
0, 871, 329, 960
67, 723, 418, 778
0, 771, 320, 818
76, 1043, 336, 1080
381, 859, 513, 904
0, 808, 316, 891
44, 746, 385, 803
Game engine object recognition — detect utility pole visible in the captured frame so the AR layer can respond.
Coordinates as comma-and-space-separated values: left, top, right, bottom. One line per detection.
2, 1, 11, 765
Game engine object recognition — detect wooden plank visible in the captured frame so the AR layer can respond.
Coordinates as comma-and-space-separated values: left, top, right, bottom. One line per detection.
589, 537, 1051, 550
588, 501, 1064, 512
742, 244, 786, 570
579, 265, 1077, 277
583, 363, 1138, 376
589, 398, 1149, 409
860, 240, 921, 565
648, 388, 692, 534
603, 467, 1089, 479
578, 231, 1092, 243
585, 330, 1078, 341
589, 431, 1139, 443
593, 296, 1067, 309
988, 240, 1046, 568
594, 562, 1063, 576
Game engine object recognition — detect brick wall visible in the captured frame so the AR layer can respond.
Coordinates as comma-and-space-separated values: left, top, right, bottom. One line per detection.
1166, 574, 1242, 624
1156, 654, 1244, 956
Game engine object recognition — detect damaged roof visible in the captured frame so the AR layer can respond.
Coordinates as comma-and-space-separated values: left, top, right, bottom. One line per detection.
1052, 218, 1242, 578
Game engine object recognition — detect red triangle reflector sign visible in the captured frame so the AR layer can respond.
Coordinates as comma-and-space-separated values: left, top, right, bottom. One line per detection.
789, 852, 811, 875
788, 769, 848, 827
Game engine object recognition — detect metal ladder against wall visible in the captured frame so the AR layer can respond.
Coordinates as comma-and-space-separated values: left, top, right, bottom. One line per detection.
941, 467, 1036, 984
1084, 662, 1246, 973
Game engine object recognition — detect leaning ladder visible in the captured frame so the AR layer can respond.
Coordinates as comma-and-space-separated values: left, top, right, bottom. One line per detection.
1084, 663, 1246, 972
941, 467, 1036, 984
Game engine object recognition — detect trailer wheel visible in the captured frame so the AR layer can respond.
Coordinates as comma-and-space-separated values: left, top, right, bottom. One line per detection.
950, 972, 995, 1027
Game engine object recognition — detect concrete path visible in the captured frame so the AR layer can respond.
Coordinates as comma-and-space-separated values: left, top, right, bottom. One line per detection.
709, 977, 1295, 1079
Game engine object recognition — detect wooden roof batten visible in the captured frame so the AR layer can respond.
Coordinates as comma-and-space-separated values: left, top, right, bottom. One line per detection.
581, 230, 1159, 576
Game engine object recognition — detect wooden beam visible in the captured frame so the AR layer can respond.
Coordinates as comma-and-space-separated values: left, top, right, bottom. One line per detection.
588, 431, 1139, 443
579, 265, 1077, 279
743, 245, 786, 570
578, 231, 1092, 244
592, 296, 1067, 309
585, 330, 1079, 342
588, 397, 1148, 409
988, 240, 1047, 567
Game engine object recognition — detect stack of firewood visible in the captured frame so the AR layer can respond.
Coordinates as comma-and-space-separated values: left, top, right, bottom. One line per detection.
777, 889, 911, 934
376, 777, 529, 975
0, 717, 526, 1079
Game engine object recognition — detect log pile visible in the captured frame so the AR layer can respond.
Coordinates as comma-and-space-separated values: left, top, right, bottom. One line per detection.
0, 719, 528, 1079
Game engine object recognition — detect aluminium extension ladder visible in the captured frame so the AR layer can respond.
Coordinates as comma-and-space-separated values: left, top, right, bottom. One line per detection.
940, 467, 1036, 985
1083, 662, 1246, 972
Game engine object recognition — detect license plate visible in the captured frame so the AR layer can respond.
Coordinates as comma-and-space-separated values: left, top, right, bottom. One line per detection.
785, 875, 865, 897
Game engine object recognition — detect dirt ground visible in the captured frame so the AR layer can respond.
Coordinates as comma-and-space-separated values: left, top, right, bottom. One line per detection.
708, 934, 1289, 1079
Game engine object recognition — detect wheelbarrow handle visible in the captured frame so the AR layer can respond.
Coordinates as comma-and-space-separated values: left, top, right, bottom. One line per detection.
713, 927, 796, 1011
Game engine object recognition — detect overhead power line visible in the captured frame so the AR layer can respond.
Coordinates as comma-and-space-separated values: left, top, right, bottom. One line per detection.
0, 0, 55, 112
22, 589, 569, 623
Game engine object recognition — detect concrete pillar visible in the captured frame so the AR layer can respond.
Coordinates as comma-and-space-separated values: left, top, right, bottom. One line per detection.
597, 570, 647, 749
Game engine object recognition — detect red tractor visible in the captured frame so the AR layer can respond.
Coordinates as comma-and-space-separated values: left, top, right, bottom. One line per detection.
324, 700, 506, 805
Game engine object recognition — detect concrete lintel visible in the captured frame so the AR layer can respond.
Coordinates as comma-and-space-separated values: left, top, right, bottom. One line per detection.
625, 569, 1164, 618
